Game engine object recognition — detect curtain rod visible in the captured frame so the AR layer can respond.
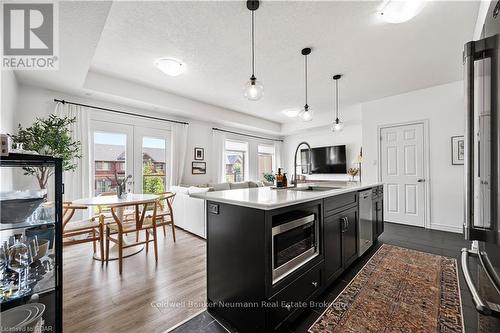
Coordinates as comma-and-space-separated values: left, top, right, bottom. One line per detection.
53, 99, 189, 125
212, 127, 283, 142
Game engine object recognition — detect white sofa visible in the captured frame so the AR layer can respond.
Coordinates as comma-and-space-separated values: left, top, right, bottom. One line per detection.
170, 181, 269, 239
170, 186, 208, 238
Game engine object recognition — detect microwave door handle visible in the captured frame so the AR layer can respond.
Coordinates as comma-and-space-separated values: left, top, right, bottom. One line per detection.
461, 248, 492, 315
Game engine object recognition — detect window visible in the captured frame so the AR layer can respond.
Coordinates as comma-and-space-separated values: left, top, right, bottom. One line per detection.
93, 132, 127, 195
95, 179, 112, 195
142, 137, 167, 194
95, 162, 111, 171
225, 140, 248, 183
258, 144, 275, 180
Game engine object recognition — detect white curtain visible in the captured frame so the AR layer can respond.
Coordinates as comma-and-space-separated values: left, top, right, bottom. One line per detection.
171, 123, 189, 186
274, 141, 283, 172
54, 103, 91, 201
212, 130, 226, 183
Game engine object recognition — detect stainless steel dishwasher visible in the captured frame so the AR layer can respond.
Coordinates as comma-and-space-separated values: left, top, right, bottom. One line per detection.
358, 190, 374, 256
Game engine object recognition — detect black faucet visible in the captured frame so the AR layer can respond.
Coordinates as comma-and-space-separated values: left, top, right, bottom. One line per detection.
293, 141, 312, 187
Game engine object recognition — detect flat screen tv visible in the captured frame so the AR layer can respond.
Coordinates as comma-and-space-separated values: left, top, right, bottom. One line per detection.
301, 145, 347, 174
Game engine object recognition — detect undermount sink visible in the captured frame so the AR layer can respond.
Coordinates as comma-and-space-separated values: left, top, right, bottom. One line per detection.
290, 186, 342, 192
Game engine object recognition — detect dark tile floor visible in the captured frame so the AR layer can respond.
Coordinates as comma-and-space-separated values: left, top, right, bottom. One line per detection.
170, 222, 480, 333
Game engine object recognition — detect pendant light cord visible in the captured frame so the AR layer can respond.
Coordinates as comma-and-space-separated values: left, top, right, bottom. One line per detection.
335, 79, 339, 119
305, 54, 308, 107
251, 10, 255, 77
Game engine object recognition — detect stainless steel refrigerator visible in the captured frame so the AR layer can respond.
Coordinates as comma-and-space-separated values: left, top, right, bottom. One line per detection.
462, 1, 500, 331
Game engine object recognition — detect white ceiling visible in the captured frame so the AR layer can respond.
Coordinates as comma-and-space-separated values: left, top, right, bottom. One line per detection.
14, 1, 479, 132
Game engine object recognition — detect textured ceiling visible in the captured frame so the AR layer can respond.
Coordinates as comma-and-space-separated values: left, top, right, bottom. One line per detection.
90, 1, 479, 123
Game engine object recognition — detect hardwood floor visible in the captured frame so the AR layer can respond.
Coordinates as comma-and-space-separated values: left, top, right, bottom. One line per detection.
63, 228, 206, 333
172, 222, 480, 333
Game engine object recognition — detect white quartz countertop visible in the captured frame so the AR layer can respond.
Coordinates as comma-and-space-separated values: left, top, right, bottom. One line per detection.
189, 182, 383, 210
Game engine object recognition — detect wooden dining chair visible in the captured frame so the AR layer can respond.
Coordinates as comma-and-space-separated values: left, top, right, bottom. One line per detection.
105, 200, 158, 274
148, 192, 176, 242
62, 202, 104, 259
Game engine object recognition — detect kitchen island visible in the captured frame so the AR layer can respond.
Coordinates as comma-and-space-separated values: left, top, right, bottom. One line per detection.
191, 182, 384, 332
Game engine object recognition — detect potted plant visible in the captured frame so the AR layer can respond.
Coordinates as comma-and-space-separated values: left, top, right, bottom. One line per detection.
9, 114, 82, 190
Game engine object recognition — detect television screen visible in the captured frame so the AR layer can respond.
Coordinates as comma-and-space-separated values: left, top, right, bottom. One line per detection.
301, 145, 347, 174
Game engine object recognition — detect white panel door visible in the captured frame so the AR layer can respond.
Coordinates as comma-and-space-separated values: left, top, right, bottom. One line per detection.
381, 123, 425, 227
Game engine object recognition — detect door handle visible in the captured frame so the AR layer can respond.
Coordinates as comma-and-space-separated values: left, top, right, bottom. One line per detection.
340, 217, 347, 232
417, 179, 425, 183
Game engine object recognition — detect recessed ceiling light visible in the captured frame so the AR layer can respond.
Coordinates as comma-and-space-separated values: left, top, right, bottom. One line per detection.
281, 108, 301, 118
154, 57, 186, 77
378, 0, 426, 24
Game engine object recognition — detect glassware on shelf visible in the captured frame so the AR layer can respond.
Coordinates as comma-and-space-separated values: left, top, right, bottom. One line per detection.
0, 243, 8, 286
8, 240, 31, 297
25, 239, 38, 284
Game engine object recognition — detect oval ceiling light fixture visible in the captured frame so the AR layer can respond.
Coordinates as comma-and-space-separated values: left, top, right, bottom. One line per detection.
331, 74, 344, 132
281, 108, 301, 118
298, 47, 313, 122
243, 0, 264, 101
378, 0, 426, 24
154, 57, 186, 77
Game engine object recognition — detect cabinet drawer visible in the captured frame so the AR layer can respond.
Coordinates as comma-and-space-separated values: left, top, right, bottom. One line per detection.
269, 263, 322, 329
324, 192, 358, 216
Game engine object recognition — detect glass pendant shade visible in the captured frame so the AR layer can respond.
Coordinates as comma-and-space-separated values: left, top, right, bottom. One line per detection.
299, 105, 313, 122
331, 118, 344, 132
243, 77, 264, 101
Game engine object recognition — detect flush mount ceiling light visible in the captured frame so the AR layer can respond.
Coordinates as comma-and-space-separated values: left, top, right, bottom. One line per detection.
378, 0, 426, 24
243, 0, 264, 101
298, 47, 313, 122
154, 57, 186, 77
281, 108, 301, 118
331, 74, 344, 132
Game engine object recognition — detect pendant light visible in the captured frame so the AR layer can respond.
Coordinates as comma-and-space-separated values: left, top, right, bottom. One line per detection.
243, 0, 264, 101
299, 48, 313, 121
331, 74, 344, 132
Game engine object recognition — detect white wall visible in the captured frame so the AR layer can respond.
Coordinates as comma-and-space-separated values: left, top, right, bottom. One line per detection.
13, 84, 282, 188
1, 70, 19, 190
1, 70, 18, 134
362, 81, 465, 233
182, 121, 213, 185
283, 105, 363, 182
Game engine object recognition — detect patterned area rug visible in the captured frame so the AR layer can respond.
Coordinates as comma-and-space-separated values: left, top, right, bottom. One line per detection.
309, 244, 464, 333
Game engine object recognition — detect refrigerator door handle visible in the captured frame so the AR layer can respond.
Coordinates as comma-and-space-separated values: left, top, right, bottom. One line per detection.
463, 40, 475, 238
463, 34, 499, 242
461, 248, 492, 315
478, 250, 500, 294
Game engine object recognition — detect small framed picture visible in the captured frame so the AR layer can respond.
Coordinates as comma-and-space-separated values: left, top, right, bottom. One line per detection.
192, 162, 206, 174
451, 136, 465, 165
194, 147, 204, 160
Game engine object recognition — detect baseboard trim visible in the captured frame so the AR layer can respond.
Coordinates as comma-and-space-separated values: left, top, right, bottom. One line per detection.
430, 223, 463, 234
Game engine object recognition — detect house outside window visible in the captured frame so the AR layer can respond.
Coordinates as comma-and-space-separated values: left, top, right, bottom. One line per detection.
258, 144, 275, 180
225, 140, 248, 183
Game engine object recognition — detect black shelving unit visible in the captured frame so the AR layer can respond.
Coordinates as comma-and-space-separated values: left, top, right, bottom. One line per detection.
0, 153, 63, 332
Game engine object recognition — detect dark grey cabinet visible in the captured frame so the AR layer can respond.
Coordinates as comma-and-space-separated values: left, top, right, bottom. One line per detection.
341, 206, 358, 268
324, 214, 343, 284
372, 186, 384, 239
375, 198, 384, 236
324, 205, 358, 285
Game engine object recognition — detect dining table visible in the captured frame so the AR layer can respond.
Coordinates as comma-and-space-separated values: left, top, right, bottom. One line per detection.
72, 193, 159, 261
